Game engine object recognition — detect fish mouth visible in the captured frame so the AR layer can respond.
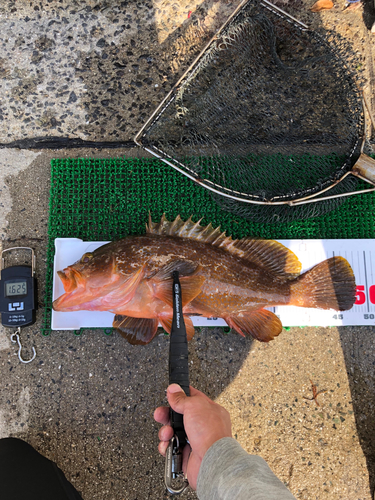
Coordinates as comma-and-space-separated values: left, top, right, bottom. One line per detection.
53, 267, 88, 311
57, 268, 79, 293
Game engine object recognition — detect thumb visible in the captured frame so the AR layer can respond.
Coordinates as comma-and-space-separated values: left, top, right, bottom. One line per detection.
167, 384, 189, 414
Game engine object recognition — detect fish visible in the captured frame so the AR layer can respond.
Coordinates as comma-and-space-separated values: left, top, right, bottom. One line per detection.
53, 214, 357, 345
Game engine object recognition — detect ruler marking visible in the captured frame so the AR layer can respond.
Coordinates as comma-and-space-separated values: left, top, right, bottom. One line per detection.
358, 250, 363, 312
357, 251, 362, 313
351, 250, 356, 314
350, 250, 359, 313
364, 251, 370, 313
370, 251, 374, 313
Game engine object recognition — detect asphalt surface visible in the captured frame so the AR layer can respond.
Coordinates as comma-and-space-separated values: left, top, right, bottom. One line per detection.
1, 1, 375, 499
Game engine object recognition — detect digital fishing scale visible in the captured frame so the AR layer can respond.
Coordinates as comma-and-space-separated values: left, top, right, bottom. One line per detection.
165, 271, 190, 495
0, 247, 37, 363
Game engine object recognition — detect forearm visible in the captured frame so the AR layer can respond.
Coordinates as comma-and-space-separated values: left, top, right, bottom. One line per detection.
197, 437, 296, 500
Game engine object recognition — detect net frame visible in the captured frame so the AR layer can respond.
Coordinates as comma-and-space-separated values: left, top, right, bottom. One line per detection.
135, 0, 375, 209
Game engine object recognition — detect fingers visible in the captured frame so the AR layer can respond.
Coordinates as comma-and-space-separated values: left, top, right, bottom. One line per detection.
158, 424, 173, 442
188, 385, 214, 402
182, 443, 191, 473
167, 384, 215, 414
157, 423, 173, 457
157, 423, 174, 456
155, 384, 221, 491
153, 406, 170, 425
186, 452, 201, 491
157, 386, 212, 422
188, 386, 203, 397
158, 440, 169, 457
167, 384, 189, 413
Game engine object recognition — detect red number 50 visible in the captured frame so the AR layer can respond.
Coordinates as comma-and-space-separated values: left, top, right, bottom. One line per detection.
355, 285, 366, 305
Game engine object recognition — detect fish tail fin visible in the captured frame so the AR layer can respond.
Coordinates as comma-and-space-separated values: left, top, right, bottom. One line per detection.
225, 309, 282, 342
290, 256, 356, 311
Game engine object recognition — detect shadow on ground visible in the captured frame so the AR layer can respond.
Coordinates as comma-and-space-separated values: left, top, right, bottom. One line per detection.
339, 326, 375, 497
13, 327, 253, 500
363, 0, 375, 31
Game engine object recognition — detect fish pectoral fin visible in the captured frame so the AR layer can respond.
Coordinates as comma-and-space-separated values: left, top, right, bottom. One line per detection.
184, 316, 196, 341
153, 275, 205, 308
225, 309, 282, 342
159, 316, 172, 334
159, 315, 196, 341
152, 259, 200, 280
113, 315, 158, 345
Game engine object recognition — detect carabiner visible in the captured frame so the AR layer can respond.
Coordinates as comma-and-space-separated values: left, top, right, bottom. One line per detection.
165, 436, 189, 496
10, 328, 36, 364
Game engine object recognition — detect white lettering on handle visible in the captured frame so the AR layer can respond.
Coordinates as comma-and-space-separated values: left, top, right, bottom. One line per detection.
175, 283, 180, 328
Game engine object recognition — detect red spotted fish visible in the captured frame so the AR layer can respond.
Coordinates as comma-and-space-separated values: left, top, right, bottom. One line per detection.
53, 215, 356, 345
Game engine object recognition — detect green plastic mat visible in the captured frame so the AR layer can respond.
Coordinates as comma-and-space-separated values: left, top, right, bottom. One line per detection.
42, 157, 375, 335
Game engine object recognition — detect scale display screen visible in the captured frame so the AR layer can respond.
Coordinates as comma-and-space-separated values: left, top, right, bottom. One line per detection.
5, 281, 27, 297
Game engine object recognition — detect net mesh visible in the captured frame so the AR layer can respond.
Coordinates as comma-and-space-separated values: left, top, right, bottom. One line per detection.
137, 0, 365, 221
43, 157, 375, 335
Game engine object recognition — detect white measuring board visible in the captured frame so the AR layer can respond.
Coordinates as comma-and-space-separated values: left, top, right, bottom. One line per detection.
51, 238, 375, 330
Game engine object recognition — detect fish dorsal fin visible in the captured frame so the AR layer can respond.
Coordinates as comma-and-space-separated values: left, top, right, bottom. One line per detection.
228, 238, 302, 278
147, 214, 301, 278
146, 213, 231, 245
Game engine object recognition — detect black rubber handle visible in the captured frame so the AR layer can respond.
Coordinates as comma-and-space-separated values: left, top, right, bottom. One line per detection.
169, 271, 190, 449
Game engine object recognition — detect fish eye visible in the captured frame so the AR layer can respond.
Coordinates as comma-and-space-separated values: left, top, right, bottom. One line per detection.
81, 252, 93, 264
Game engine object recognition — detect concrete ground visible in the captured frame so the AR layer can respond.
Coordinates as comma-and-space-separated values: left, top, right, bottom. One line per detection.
1, 1, 375, 499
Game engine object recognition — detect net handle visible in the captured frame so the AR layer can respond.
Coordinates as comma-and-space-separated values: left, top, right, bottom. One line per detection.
141, 141, 375, 206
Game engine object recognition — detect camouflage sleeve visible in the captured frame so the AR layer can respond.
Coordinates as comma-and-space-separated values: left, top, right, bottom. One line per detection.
196, 437, 296, 500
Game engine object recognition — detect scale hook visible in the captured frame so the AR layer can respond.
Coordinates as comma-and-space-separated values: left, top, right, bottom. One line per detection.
10, 328, 36, 364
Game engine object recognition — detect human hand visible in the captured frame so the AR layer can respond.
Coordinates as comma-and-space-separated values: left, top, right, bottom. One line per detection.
154, 384, 232, 490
